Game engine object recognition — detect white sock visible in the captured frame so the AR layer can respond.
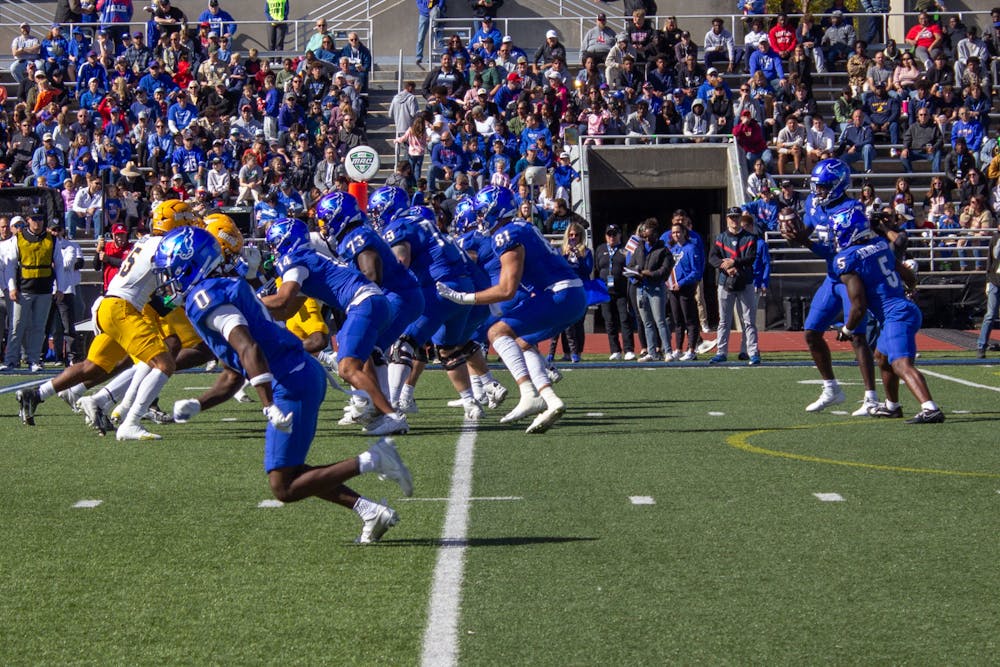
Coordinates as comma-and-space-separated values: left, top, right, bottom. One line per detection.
315, 350, 336, 366
492, 335, 529, 383
459, 388, 474, 401
522, 347, 551, 393
886, 400, 901, 410
400, 383, 414, 402
539, 385, 560, 407
38, 380, 56, 401
823, 379, 839, 390
480, 370, 496, 384
352, 496, 380, 520
865, 390, 878, 402
470, 373, 483, 398
921, 400, 939, 411
95, 365, 138, 409
120, 361, 151, 411
374, 362, 390, 399
388, 362, 411, 404
124, 368, 169, 426
357, 450, 375, 473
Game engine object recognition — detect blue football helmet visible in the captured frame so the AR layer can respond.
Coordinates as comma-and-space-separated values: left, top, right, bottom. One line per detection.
152, 226, 223, 303
398, 205, 435, 222
265, 217, 309, 257
452, 197, 479, 234
809, 158, 851, 206
367, 186, 408, 231
472, 185, 517, 231
316, 191, 365, 241
830, 206, 872, 252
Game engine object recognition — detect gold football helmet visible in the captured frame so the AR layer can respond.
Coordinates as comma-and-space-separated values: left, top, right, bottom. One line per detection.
204, 213, 245, 264
150, 199, 196, 235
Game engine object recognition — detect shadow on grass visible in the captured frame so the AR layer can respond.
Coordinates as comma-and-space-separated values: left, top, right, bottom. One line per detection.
375, 536, 599, 548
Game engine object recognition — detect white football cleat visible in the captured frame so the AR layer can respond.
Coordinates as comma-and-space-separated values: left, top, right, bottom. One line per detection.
58, 387, 84, 413
363, 412, 410, 436
369, 437, 413, 496
483, 381, 508, 409
525, 399, 566, 434
79, 396, 110, 434
109, 403, 127, 427
463, 398, 485, 420
396, 395, 419, 414
356, 504, 399, 544
233, 384, 254, 403
116, 422, 162, 441
499, 396, 547, 424
806, 387, 847, 412
546, 366, 563, 385
446, 397, 465, 407
852, 397, 880, 417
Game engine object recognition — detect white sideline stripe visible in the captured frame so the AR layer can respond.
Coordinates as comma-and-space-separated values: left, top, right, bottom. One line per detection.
920, 369, 1000, 393
401, 496, 522, 502
221, 417, 239, 422
708, 411, 725, 416
798, 379, 864, 386
72, 499, 103, 508
183, 386, 214, 390
258, 499, 284, 508
585, 412, 605, 417
830, 410, 849, 415
814, 493, 844, 502
630, 496, 656, 505
421, 421, 477, 667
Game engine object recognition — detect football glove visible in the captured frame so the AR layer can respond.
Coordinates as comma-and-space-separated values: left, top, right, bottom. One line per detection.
436, 281, 476, 305
264, 404, 294, 433
173, 398, 202, 423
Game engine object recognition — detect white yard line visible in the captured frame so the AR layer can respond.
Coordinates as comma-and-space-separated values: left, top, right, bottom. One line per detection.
920, 369, 1000, 393
629, 496, 656, 505
814, 493, 845, 502
420, 420, 477, 667
401, 496, 522, 502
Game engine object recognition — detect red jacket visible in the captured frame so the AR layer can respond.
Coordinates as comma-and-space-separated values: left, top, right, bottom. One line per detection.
734, 119, 768, 154
768, 26, 796, 56
99, 239, 133, 291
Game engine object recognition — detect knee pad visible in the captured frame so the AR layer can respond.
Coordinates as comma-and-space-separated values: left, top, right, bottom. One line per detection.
437, 345, 469, 371
460, 340, 481, 358
388, 335, 420, 367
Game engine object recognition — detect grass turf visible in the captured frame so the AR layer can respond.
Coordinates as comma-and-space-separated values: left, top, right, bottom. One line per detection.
2, 362, 998, 664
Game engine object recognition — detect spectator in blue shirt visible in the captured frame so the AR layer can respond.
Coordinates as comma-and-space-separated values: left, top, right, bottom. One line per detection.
167, 91, 197, 134
951, 106, 985, 152
553, 151, 580, 201
171, 131, 206, 187
742, 186, 780, 231
748, 40, 784, 87
429, 131, 465, 191
198, 0, 237, 37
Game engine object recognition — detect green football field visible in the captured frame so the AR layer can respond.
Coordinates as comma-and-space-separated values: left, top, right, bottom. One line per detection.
2, 360, 999, 665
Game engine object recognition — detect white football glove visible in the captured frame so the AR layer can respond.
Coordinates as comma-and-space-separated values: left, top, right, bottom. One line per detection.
173, 398, 202, 423
264, 404, 294, 433
242, 245, 262, 280
436, 281, 475, 305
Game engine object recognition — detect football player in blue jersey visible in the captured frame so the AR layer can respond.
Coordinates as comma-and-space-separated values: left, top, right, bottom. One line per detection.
261, 218, 410, 436
379, 206, 484, 419
781, 159, 880, 415
366, 185, 410, 233
315, 191, 425, 409
831, 209, 944, 423
152, 226, 415, 543
437, 185, 588, 434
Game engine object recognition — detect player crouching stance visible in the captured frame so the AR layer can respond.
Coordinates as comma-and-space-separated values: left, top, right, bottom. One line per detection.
830, 207, 944, 423
437, 186, 587, 433
153, 226, 415, 542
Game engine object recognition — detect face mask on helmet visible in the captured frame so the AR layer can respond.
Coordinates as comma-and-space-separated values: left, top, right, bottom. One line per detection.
473, 185, 517, 232
204, 213, 244, 272
809, 158, 850, 206
316, 191, 364, 242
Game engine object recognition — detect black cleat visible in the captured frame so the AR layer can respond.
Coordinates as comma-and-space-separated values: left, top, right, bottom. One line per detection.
144, 406, 174, 424
905, 408, 945, 424
870, 402, 903, 418
16, 388, 40, 426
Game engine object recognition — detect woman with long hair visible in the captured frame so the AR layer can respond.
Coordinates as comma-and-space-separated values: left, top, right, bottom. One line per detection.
395, 114, 428, 181
547, 222, 593, 362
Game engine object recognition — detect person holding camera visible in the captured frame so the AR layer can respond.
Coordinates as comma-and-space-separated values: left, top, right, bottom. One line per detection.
707, 207, 759, 365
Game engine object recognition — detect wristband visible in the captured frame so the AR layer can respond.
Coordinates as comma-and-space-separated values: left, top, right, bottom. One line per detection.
840, 325, 852, 338
249, 372, 274, 387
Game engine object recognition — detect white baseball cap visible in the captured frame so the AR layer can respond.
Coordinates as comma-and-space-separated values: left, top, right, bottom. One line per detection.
545, 29, 557, 39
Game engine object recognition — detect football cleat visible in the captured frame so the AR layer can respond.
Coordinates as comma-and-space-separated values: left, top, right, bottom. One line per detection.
869, 402, 903, 418
116, 423, 163, 441
525, 397, 566, 434
79, 396, 111, 435
463, 398, 485, 420
369, 437, 413, 496
499, 396, 547, 424
395, 395, 419, 414
16, 388, 40, 426
110, 403, 128, 427
546, 366, 563, 385
852, 397, 881, 417
483, 381, 508, 409
356, 504, 400, 544
905, 408, 945, 424
145, 405, 174, 424
58, 387, 83, 413
446, 397, 465, 408
363, 413, 410, 436
805, 386, 847, 412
